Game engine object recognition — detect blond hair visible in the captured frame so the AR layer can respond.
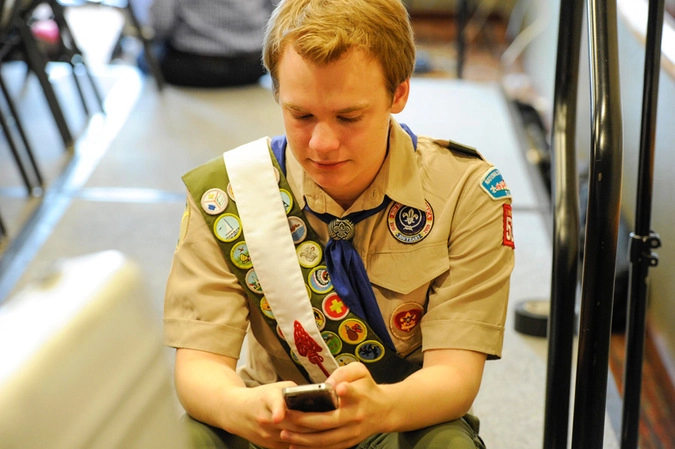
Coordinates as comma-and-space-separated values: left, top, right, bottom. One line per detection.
263, 0, 416, 101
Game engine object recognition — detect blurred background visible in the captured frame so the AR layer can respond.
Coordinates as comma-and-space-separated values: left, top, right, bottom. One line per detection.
1, 0, 674, 448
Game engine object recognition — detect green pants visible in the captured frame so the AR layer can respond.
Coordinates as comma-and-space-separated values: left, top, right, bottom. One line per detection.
183, 413, 486, 449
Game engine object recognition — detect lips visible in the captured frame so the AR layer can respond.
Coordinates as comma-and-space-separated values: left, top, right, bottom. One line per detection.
310, 160, 347, 170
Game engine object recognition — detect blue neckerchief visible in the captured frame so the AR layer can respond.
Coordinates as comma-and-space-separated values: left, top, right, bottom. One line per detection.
270, 124, 418, 350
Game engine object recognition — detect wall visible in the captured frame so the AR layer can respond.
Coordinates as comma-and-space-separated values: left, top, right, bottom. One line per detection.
520, 0, 675, 372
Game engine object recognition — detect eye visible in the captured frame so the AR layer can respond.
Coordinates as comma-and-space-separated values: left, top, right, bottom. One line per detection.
292, 114, 312, 121
338, 116, 361, 123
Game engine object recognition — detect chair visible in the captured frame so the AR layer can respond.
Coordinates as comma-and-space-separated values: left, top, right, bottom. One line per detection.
58, 0, 165, 91
1, 0, 106, 150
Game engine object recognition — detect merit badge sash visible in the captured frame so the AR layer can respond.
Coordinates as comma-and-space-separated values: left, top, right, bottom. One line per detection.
184, 138, 421, 385
224, 138, 338, 382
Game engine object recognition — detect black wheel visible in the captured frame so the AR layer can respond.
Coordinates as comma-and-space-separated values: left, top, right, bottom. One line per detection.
514, 299, 550, 337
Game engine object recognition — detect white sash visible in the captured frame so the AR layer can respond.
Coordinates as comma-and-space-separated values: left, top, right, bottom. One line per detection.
223, 138, 339, 382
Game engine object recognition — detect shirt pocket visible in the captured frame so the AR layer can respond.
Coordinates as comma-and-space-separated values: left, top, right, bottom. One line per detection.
367, 242, 449, 295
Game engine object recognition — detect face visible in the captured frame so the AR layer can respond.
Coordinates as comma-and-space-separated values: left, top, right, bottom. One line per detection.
277, 46, 409, 209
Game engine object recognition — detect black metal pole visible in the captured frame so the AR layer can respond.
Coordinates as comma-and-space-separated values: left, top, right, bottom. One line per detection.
620, 0, 664, 447
571, 0, 623, 447
457, 0, 468, 79
542, 0, 584, 446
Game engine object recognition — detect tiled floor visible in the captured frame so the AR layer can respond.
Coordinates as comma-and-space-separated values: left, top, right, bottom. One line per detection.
0, 7, 632, 448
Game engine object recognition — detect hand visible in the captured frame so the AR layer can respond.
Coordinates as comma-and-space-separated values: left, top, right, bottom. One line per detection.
280, 362, 388, 449
226, 381, 318, 449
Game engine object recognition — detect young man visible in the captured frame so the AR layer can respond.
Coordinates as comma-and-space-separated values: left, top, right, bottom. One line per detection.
164, 0, 515, 447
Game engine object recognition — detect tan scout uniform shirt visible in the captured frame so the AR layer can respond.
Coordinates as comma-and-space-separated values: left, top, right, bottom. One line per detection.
164, 119, 515, 386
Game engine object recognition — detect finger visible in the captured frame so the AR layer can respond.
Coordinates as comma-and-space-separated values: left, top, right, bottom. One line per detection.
270, 381, 298, 424
326, 362, 368, 385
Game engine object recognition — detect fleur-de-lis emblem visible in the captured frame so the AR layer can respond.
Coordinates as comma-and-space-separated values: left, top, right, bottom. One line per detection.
401, 208, 420, 230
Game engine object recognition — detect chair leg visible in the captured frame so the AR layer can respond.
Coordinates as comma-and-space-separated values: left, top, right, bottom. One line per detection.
0, 210, 7, 247
0, 95, 42, 196
124, 0, 165, 91
49, 0, 106, 112
0, 72, 44, 191
15, 18, 74, 150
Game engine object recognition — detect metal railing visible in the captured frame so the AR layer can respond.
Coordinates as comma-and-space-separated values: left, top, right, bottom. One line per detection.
544, 0, 665, 447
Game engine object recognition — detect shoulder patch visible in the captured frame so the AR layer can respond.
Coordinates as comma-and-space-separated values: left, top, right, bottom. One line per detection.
447, 139, 480, 158
479, 167, 512, 201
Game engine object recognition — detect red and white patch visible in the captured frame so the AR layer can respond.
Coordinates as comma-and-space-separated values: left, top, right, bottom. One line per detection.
503, 204, 515, 248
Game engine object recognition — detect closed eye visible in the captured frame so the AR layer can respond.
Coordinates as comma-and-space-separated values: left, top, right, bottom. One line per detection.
292, 114, 313, 121
338, 116, 362, 123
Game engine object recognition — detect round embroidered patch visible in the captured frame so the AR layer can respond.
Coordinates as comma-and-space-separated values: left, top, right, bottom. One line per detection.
230, 241, 252, 269
322, 292, 350, 321
200, 188, 228, 215
279, 189, 293, 215
245, 268, 263, 294
390, 303, 424, 339
321, 331, 343, 355
356, 340, 385, 363
260, 297, 275, 319
335, 353, 358, 366
297, 241, 322, 268
387, 201, 434, 244
338, 318, 368, 345
288, 216, 307, 244
226, 183, 236, 202
313, 307, 326, 331
213, 213, 242, 242
308, 266, 333, 294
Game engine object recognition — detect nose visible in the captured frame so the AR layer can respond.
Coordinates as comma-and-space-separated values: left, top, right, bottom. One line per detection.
309, 122, 340, 155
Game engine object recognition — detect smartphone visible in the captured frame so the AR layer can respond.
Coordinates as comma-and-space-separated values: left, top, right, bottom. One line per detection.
282, 383, 339, 412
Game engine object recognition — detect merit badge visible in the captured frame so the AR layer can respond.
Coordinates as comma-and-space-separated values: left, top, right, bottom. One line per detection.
201, 188, 228, 215
226, 183, 236, 202
260, 297, 275, 319
313, 307, 326, 331
288, 216, 308, 244
245, 268, 263, 294
338, 318, 368, 345
277, 324, 285, 339
387, 201, 434, 244
308, 266, 333, 294
480, 167, 512, 201
273, 166, 281, 184
279, 189, 293, 215
322, 292, 350, 321
390, 303, 424, 339
356, 341, 385, 363
335, 353, 358, 366
230, 241, 252, 269
503, 203, 515, 248
214, 213, 242, 242
297, 241, 322, 268
322, 331, 343, 355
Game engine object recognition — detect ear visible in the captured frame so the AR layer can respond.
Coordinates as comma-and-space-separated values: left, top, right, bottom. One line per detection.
391, 79, 410, 114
